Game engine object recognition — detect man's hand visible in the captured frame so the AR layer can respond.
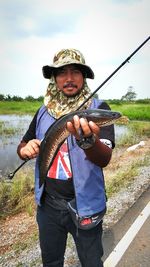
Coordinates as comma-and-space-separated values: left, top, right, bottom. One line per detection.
17, 139, 41, 160
66, 115, 100, 140
67, 115, 112, 167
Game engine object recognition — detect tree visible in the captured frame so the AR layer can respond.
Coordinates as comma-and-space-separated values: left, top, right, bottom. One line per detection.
5, 94, 12, 101
36, 95, 44, 101
0, 94, 5, 101
12, 95, 24, 101
25, 95, 35, 101
121, 86, 137, 101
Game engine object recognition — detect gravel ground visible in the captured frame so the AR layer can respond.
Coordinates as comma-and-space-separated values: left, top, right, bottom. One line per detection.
0, 165, 150, 267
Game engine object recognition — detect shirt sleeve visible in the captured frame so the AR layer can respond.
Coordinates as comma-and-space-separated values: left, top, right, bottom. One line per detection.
98, 101, 115, 148
21, 110, 39, 143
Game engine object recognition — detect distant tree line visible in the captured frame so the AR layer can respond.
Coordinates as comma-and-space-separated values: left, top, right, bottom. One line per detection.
0, 87, 149, 104
0, 94, 44, 102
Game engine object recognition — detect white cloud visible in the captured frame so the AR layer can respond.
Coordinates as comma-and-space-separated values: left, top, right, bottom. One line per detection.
19, 17, 37, 33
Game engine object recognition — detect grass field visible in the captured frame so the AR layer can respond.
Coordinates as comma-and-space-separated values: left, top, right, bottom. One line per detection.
0, 101, 42, 115
0, 100, 150, 120
110, 103, 150, 121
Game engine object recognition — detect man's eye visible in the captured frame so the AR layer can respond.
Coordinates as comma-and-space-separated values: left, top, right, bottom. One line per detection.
58, 70, 66, 75
73, 70, 80, 73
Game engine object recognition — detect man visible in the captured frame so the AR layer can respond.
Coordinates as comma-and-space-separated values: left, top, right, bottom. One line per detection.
17, 49, 115, 267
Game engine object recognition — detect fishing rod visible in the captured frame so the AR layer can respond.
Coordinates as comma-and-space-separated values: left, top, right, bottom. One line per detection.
7, 158, 29, 180
7, 36, 150, 180
77, 35, 150, 110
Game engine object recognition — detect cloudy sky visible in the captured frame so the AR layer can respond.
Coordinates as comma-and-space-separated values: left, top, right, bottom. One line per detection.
0, 0, 149, 100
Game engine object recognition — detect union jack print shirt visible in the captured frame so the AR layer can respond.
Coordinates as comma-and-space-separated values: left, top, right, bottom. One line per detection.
47, 140, 72, 180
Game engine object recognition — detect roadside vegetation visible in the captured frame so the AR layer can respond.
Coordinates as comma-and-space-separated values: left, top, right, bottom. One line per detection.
105, 145, 150, 198
0, 167, 35, 219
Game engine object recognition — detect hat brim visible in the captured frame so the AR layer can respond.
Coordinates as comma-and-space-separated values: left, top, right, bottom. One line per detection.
42, 63, 94, 79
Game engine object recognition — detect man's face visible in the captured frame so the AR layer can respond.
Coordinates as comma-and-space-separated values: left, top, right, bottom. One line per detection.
55, 64, 84, 97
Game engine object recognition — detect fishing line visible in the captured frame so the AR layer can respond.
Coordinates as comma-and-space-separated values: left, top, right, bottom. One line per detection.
6, 36, 150, 180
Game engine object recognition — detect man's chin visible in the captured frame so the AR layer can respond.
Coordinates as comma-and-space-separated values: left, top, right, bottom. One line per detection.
64, 92, 79, 97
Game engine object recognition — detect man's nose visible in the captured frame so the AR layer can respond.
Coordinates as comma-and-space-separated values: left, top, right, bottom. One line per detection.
66, 70, 74, 80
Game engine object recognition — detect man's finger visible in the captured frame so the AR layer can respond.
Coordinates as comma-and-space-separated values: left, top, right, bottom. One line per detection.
88, 121, 100, 135
79, 118, 92, 136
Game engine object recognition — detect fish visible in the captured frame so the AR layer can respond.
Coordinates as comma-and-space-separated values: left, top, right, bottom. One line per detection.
38, 109, 122, 186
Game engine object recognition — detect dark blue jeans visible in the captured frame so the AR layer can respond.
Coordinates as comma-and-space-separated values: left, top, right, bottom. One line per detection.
37, 203, 104, 267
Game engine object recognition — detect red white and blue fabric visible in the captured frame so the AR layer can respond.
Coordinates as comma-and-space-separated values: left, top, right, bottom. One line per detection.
47, 140, 72, 180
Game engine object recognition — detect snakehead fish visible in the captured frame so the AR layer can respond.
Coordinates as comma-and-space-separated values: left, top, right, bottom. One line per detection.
38, 109, 121, 186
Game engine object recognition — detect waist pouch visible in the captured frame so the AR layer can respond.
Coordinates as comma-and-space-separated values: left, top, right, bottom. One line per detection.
68, 199, 106, 230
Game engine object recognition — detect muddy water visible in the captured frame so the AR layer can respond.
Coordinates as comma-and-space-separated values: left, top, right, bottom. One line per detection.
0, 115, 127, 178
0, 115, 34, 178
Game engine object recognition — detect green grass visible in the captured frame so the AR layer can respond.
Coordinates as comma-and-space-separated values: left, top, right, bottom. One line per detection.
110, 103, 150, 120
0, 101, 42, 115
0, 101, 150, 120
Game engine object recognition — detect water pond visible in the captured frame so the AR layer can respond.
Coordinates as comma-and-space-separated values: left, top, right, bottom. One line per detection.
0, 114, 128, 178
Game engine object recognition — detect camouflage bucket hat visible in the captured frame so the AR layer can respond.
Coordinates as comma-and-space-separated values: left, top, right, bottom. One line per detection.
42, 48, 94, 79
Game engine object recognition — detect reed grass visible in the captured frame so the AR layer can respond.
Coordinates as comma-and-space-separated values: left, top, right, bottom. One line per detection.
0, 167, 35, 218
0, 121, 21, 135
117, 120, 150, 147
